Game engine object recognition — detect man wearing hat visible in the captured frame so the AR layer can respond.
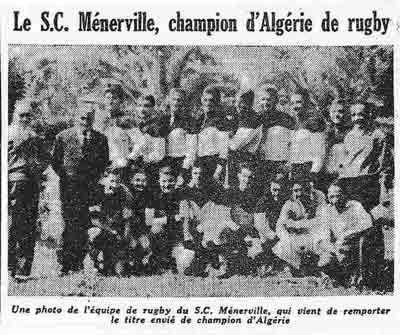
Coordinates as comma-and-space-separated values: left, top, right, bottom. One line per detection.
52, 98, 109, 275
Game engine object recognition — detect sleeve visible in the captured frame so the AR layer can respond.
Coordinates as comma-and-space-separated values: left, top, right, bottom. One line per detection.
179, 200, 194, 241
315, 207, 331, 244
275, 202, 291, 238
310, 132, 326, 173
253, 201, 277, 242
254, 197, 266, 214
51, 134, 64, 177
27, 136, 51, 178
183, 133, 198, 169
351, 202, 373, 234
148, 136, 166, 162
229, 127, 255, 151
127, 129, 146, 161
218, 130, 229, 165
108, 129, 131, 167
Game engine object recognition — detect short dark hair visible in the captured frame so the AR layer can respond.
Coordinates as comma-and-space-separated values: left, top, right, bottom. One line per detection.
159, 165, 178, 178
105, 85, 124, 101
270, 172, 285, 185
236, 89, 255, 107
129, 166, 147, 177
203, 86, 221, 105
139, 94, 156, 107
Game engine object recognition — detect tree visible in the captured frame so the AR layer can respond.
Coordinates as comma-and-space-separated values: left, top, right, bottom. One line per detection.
8, 57, 25, 124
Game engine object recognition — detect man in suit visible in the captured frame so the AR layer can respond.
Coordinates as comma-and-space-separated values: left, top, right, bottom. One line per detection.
52, 99, 109, 275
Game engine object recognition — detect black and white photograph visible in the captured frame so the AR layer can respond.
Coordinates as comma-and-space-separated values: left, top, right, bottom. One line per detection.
7, 44, 394, 297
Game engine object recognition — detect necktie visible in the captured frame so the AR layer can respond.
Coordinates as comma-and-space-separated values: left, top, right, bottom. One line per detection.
82, 130, 91, 158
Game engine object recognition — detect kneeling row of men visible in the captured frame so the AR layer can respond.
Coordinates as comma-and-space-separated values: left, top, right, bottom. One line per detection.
87, 159, 386, 287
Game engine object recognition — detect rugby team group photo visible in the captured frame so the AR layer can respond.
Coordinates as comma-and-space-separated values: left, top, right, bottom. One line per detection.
8, 45, 394, 296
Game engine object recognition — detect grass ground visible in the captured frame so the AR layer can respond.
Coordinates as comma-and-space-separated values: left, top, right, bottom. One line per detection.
8, 243, 385, 297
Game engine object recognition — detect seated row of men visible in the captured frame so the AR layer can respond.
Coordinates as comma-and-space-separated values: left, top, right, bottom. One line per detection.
87, 159, 389, 289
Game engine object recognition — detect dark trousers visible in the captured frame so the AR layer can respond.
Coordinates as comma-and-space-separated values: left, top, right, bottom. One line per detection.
91, 231, 125, 275
149, 218, 183, 271
198, 155, 219, 187
59, 177, 93, 271
8, 180, 39, 276
338, 175, 380, 211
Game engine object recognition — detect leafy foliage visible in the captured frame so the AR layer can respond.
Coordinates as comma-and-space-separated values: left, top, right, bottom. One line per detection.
9, 45, 393, 130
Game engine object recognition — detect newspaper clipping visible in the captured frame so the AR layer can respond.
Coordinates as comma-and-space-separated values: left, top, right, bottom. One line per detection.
1, 0, 399, 334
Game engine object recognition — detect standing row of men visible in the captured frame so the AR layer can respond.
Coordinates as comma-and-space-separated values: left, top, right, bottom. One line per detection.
8, 82, 391, 279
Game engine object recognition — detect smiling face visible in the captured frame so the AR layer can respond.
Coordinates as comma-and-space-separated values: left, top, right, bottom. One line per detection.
169, 90, 185, 115
329, 101, 346, 125
130, 172, 147, 192
15, 102, 32, 127
105, 91, 122, 112
290, 93, 305, 115
270, 181, 282, 200
201, 92, 217, 114
292, 183, 303, 201
327, 184, 346, 210
76, 105, 95, 130
350, 103, 368, 126
257, 90, 278, 115
159, 173, 176, 194
136, 96, 155, 124
99, 172, 119, 195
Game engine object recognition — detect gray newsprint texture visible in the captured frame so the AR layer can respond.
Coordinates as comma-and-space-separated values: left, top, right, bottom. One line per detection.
7, 45, 394, 297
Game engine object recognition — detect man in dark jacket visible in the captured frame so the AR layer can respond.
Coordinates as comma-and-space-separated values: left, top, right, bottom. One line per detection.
52, 100, 109, 275
8, 99, 49, 278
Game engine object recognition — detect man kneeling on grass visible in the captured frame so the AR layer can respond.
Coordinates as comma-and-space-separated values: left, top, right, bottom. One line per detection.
88, 168, 133, 276
145, 164, 184, 274
126, 165, 153, 275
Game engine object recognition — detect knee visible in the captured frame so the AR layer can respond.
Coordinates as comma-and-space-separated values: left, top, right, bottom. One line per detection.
88, 227, 102, 243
